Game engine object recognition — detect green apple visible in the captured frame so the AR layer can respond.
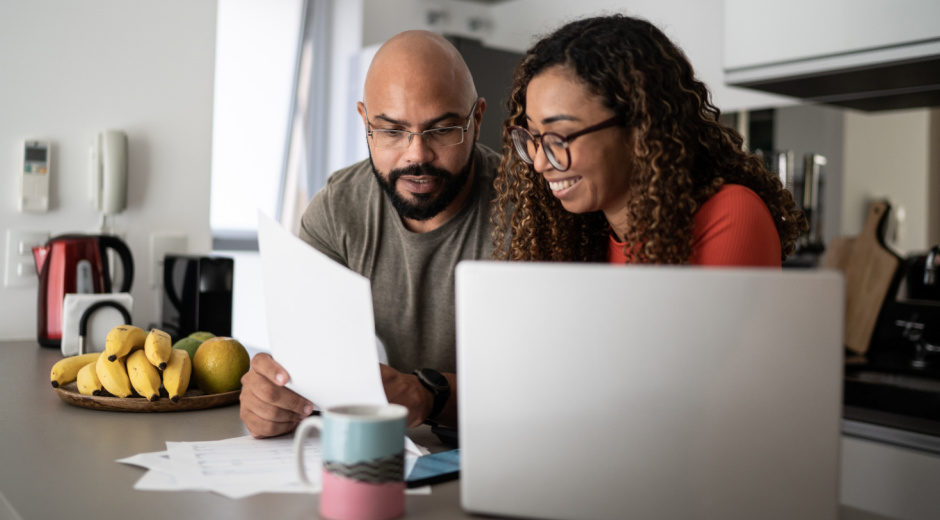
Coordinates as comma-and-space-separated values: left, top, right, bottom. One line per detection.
172, 337, 202, 362
188, 331, 216, 342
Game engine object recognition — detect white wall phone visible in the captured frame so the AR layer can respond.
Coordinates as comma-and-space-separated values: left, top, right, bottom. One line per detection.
89, 130, 128, 215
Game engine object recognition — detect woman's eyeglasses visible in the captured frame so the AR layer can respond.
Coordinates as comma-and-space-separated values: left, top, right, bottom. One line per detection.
509, 114, 625, 172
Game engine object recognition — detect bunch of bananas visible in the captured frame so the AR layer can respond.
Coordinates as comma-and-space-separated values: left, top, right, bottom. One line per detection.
50, 325, 192, 402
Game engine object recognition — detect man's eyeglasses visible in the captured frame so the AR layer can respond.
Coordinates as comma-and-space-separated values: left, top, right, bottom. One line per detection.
366, 100, 478, 150
508, 114, 625, 172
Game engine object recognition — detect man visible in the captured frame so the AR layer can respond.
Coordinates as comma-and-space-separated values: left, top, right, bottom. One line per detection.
240, 30, 499, 437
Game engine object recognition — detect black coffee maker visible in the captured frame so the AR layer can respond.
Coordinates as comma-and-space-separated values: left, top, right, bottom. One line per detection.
161, 254, 233, 343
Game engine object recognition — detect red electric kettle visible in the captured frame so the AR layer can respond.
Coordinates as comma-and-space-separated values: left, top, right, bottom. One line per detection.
33, 234, 134, 348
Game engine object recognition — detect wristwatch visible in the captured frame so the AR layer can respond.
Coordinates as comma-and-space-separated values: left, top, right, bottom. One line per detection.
413, 368, 450, 421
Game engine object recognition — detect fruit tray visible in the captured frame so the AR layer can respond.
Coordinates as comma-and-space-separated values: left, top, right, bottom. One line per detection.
54, 382, 240, 412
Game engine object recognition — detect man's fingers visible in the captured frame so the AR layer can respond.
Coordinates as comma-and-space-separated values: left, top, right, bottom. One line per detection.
239, 355, 314, 440
242, 368, 313, 416
249, 353, 290, 386
240, 406, 300, 439
240, 382, 305, 423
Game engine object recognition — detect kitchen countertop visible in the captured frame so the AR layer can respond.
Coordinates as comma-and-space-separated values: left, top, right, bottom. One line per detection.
0, 340, 892, 520
843, 408, 940, 456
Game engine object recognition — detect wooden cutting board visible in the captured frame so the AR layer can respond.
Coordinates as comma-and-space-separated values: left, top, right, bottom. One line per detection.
823, 200, 902, 354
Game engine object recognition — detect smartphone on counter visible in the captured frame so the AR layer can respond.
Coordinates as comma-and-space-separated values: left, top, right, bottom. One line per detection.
405, 449, 460, 488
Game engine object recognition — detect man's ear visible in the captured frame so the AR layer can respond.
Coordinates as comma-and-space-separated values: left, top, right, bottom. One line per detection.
473, 98, 486, 141
357, 102, 368, 126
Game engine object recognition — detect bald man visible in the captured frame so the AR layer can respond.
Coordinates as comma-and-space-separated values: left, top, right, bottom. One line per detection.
240, 31, 499, 437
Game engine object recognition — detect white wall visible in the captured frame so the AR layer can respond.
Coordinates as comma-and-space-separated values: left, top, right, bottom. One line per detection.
357, 0, 796, 113
0, 0, 217, 340
842, 108, 934, 255
362, 0, 492, 48
489, 0, 797, 112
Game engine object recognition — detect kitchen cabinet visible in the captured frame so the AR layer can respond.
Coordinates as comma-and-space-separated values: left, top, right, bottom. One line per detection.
841, 430, 940, 520
723, 0, 940, 110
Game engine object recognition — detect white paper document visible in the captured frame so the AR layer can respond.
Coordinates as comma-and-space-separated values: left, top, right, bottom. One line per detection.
257, 210, 388, 409
168, 434, 322, 498
118, 435, 430, 499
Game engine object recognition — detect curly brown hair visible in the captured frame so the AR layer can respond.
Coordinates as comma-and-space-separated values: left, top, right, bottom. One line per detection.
492, 14, 807, 263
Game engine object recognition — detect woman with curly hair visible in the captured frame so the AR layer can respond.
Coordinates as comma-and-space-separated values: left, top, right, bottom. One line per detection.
492, 14, 807, 265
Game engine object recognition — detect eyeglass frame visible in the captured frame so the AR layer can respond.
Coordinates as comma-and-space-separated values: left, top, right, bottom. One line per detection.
364, 100, 479, 150
508, 114, 626, 172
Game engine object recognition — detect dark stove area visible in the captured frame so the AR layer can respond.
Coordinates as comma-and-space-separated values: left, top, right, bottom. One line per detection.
842, 295, 940, 454
844, 363, 940, 434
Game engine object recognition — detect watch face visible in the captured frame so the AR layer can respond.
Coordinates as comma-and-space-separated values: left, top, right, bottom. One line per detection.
418, 368, 448, 389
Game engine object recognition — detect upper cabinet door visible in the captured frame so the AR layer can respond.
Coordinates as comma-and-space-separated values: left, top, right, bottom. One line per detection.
724, 0, 940, 70
723, 0, 940, 111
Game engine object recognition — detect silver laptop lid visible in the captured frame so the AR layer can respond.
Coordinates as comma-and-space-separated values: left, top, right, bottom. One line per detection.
456, 262, 844, 520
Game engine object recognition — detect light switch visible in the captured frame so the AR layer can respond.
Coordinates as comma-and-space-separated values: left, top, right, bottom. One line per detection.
4, 230, 50, 288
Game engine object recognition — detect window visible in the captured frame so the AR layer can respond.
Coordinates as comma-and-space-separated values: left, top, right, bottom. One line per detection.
209, 0, 304, 249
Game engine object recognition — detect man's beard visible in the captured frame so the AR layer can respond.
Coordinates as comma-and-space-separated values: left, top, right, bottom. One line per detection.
370, 145, 475, 222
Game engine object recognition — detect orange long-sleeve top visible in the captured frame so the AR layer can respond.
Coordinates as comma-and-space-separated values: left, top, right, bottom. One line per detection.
607, 184, 782, 267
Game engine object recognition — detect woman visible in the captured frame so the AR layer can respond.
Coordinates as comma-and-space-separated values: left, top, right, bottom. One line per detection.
492, 14, 807, 265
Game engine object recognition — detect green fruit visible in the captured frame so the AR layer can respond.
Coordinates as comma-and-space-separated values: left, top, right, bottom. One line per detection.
188, 331, 216, 342
173, 337, 202, 363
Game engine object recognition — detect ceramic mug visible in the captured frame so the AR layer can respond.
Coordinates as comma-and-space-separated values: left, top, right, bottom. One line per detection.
294, 404, 408, 520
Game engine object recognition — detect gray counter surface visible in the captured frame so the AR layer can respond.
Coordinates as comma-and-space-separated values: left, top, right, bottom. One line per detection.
0, 341, 464, 520
1, 340, 889, 520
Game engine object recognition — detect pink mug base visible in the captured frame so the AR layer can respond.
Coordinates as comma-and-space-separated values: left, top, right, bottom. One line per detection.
320, 469, 405, 520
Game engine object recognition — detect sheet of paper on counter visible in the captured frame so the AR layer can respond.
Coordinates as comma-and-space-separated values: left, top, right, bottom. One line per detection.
118, 434, 430, 499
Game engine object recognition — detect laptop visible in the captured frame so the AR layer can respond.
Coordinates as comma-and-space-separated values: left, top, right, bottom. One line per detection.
455, 262, 844, 520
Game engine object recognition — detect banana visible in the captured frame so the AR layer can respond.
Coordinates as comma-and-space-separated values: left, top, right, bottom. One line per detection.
104, 325, 147, 362
127, 349, 162, 401
96, 350, 134, 397
163, 348, 192, 402
76, 357, 104, 396
50, 352, 102, 388
144, 328, 172, 370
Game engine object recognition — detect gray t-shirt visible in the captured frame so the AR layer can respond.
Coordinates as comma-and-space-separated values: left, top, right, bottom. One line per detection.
299, 144, 499, 374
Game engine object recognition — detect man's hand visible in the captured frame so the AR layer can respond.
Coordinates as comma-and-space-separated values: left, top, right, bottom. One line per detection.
380, 364, 433, 428
240, 353, 314, 438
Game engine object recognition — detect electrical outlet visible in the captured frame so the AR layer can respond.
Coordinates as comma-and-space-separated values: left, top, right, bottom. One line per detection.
4, 230, 50, 288
150, 232, 188, 288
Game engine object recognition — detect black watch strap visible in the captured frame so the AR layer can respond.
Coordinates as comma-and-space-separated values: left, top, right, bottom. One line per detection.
413, 368, 450, 421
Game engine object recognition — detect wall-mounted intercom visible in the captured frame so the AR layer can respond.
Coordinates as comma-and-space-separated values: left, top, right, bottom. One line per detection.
20, 140, 51, 212
89, 130, 128, 215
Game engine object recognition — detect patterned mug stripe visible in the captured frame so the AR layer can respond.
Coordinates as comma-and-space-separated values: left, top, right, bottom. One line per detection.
323, 451, 404, 484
